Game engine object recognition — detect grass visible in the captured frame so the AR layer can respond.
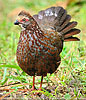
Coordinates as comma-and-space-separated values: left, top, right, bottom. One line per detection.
0, 0, 86, 99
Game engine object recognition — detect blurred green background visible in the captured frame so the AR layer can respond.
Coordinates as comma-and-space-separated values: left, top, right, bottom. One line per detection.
0, 0, 86, 99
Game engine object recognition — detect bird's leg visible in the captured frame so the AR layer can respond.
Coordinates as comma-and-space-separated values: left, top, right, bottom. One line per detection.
30, 76, 35, 91
38, 76, 43, 91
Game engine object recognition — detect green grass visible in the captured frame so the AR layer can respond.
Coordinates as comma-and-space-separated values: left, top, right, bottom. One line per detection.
0, 0, 86, 99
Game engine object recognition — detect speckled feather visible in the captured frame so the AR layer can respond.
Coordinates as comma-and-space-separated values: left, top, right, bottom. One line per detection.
16, 6, 80, 76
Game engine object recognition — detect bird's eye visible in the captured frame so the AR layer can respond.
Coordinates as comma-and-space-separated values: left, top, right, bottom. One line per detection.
22, 18, 26, 21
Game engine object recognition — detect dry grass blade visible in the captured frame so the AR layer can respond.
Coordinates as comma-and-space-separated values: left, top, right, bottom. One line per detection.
0, 90, 14, 100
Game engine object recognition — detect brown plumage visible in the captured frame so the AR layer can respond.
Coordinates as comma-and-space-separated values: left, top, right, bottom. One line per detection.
14, 6, 80, 91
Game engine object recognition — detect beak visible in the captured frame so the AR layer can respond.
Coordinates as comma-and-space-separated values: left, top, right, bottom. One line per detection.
14, 20, 20, 25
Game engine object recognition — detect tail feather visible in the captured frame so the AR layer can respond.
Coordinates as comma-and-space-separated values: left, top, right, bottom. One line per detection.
56, 15, 71, 32
59, 10, 67, 25
61, 21, 77, 34
55, 7, 66, 23
64, 29, 80, 38
64, 37, 80, 41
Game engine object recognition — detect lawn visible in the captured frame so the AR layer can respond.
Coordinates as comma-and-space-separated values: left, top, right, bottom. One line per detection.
0, 0, 86, 99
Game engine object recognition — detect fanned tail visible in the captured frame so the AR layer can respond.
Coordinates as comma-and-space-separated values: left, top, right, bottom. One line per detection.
33, 6, 80, 42
57, 20, 80, 41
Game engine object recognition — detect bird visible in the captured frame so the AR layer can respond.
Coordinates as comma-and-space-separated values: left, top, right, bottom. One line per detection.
14, 6, 80, 91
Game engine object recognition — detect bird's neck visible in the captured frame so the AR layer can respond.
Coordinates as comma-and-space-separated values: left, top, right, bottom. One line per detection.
19, 22, 44, 44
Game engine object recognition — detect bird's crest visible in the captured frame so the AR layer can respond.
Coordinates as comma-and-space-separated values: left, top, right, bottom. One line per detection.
18, 10, 32, 18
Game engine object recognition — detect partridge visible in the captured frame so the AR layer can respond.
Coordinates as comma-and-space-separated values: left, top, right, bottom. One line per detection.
14, 6, 80, 91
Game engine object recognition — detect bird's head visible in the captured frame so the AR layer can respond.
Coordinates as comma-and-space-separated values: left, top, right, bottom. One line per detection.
14, 11, 34, 30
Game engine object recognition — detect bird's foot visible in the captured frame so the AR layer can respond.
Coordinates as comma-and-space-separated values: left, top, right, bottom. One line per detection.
34, 88, 42, 95
30, 86, 36, 91
38, 88, 42, 91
